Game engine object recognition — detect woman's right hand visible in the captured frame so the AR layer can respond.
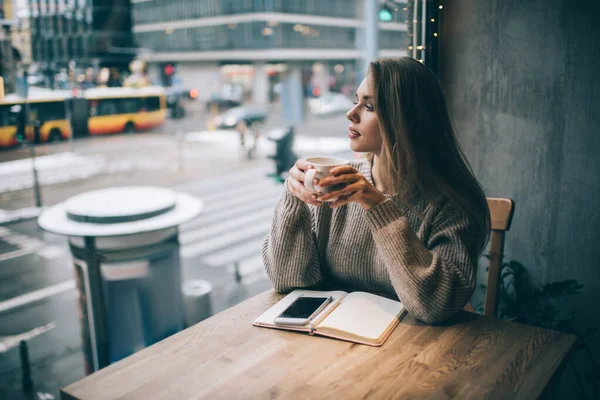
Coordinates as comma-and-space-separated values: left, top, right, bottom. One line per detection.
287, 159, 322, 206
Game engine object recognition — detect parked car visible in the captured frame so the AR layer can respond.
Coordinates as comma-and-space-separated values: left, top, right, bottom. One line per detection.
308, 92, 354, 117
205, 96, 242, 113
212, 106, 267, 129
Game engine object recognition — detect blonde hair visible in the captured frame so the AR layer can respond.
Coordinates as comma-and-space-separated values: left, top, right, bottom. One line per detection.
369, 57, 490, 251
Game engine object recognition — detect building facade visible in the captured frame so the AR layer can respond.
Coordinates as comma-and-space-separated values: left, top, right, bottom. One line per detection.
130, 0, 409, 103
28, 0, 135, 84
1, 0, 20, 95
12, 13, 32, 67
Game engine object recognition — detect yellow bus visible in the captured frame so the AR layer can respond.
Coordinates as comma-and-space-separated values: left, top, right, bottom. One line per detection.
83, 87, 167, 135
0, 90, 72, 148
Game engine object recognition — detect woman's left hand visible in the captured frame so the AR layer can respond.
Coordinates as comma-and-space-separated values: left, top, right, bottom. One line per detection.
318, 165, 387, 210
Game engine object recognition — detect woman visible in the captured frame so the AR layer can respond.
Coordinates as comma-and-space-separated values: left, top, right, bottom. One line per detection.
262, 57, 490, 324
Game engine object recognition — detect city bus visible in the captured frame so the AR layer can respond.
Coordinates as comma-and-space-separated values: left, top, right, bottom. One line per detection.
0, 90, 72, 148
82, 87, 167, 135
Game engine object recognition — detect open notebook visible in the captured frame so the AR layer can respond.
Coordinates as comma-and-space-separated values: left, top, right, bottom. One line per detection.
253, 289, 407, 346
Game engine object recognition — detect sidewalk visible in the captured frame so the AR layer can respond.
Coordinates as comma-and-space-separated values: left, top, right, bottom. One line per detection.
0, 208, 42, 225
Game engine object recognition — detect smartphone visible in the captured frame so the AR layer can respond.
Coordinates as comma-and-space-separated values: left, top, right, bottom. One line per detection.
273, 295, 333, 326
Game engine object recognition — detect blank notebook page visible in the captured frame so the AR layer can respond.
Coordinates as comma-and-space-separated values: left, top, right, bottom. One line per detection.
317, 292, 403, 340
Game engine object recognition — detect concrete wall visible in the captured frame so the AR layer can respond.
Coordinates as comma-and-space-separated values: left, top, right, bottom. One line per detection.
440, 0, 600, 347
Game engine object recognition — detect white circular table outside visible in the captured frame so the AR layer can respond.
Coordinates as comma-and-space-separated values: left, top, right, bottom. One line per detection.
38, 186, 202, 237
65, 187, 177, 224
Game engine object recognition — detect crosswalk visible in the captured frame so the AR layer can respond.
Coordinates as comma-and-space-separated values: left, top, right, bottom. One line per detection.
0, 165, 284, 314
175, 166, 284, 280
0, 225, 66, 263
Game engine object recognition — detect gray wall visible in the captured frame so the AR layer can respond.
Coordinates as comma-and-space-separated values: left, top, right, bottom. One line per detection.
440, 0, 600, 346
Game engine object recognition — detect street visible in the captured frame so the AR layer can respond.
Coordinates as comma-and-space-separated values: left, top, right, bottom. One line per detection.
0, 110, 354, 399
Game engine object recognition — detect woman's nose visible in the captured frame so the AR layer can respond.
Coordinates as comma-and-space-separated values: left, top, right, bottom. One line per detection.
346, 105, 358, 122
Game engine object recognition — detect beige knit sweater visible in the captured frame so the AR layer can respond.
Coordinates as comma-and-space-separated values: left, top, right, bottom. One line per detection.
262, 159, 481, 324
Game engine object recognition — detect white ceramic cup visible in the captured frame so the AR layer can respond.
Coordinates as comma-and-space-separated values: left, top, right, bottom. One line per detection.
304, 156, 350, 202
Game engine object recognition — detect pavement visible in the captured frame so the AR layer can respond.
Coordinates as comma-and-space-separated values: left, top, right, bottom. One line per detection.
0, 111, 356, 400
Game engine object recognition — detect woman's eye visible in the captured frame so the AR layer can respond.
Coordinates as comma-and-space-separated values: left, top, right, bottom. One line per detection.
352, 100, 358, 105
365, 104, 374, 111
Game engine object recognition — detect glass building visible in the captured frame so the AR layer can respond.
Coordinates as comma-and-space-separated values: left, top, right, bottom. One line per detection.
28, 0, 134, 81
130, 0, 409, 102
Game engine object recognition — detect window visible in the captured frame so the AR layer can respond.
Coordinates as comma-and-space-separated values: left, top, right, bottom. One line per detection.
0, 105, 15, 127
144, 97, 161, 111
118, 98, 141, 114
380, 31, 408, 50
96, 99, 119, 116
32, 101, 67, 121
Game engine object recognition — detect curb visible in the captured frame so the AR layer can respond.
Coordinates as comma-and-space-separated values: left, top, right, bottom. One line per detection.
0, 207, 43, 226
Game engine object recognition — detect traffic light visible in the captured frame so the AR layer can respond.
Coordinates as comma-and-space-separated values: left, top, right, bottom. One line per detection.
378, 2, 394, 22
161, 63, 175, 87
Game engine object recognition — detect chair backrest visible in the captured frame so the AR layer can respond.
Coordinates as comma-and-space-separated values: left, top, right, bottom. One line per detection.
465, 197, 515, 318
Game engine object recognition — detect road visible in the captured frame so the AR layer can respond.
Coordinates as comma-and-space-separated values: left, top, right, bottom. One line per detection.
0, 108, 350, 212
0, 110, 354, 399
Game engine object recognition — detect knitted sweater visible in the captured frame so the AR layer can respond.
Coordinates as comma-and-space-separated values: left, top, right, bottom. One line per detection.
262, 159, 481, 324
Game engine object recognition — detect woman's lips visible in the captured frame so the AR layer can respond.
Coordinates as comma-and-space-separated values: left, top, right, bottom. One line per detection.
349, 126, 361, 139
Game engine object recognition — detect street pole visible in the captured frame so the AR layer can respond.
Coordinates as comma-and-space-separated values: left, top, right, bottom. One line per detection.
281, 63, 303, 129
66, 96, 74, 153
26, 116, 43, 208
177, 128, 184, 172
364, 0, 379, 72
21, 71, 43, 208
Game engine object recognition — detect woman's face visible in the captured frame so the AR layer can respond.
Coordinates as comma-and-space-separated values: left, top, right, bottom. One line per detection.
346, 77, 383, 155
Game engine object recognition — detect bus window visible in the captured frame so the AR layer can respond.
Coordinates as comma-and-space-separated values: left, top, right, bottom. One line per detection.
89, 100, 98, 116
145, 96, 161, 111
31, 101, 67, 122
0, 105, 9, 127
97, 99, 119, 116
8, 105, 24, 126
118, 98, 141, 114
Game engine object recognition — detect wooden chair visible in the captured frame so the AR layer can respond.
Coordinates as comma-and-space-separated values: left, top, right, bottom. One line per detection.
465, 197, 515, 318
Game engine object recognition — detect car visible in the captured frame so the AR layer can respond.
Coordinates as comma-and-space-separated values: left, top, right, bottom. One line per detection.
205, 96, 242, 113
212, 106, 267, 129
308, 92, 354, 117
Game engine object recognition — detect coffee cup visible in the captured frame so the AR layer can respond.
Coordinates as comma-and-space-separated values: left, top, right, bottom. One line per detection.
304, 156, 350, 202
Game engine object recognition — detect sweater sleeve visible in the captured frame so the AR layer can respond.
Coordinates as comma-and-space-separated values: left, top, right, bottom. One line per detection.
363, 198, 479, 324
262, 181, 324, 292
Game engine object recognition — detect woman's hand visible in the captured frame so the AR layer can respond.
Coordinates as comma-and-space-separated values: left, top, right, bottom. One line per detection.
286, 159, 322, 206
318, 165, 387, 210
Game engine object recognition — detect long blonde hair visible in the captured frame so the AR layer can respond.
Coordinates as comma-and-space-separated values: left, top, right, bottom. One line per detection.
369, 57, 490, 250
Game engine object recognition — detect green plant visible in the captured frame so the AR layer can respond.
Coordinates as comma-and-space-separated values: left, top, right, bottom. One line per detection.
477, 257, 599, 399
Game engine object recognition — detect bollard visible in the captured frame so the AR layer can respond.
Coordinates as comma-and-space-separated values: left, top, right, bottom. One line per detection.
182, 280, 213, 327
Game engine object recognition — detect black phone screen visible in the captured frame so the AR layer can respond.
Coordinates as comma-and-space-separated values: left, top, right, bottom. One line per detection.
279, 296, 331, 319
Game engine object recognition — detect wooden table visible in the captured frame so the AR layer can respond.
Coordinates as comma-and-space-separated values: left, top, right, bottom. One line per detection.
61, 290, 576, 399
